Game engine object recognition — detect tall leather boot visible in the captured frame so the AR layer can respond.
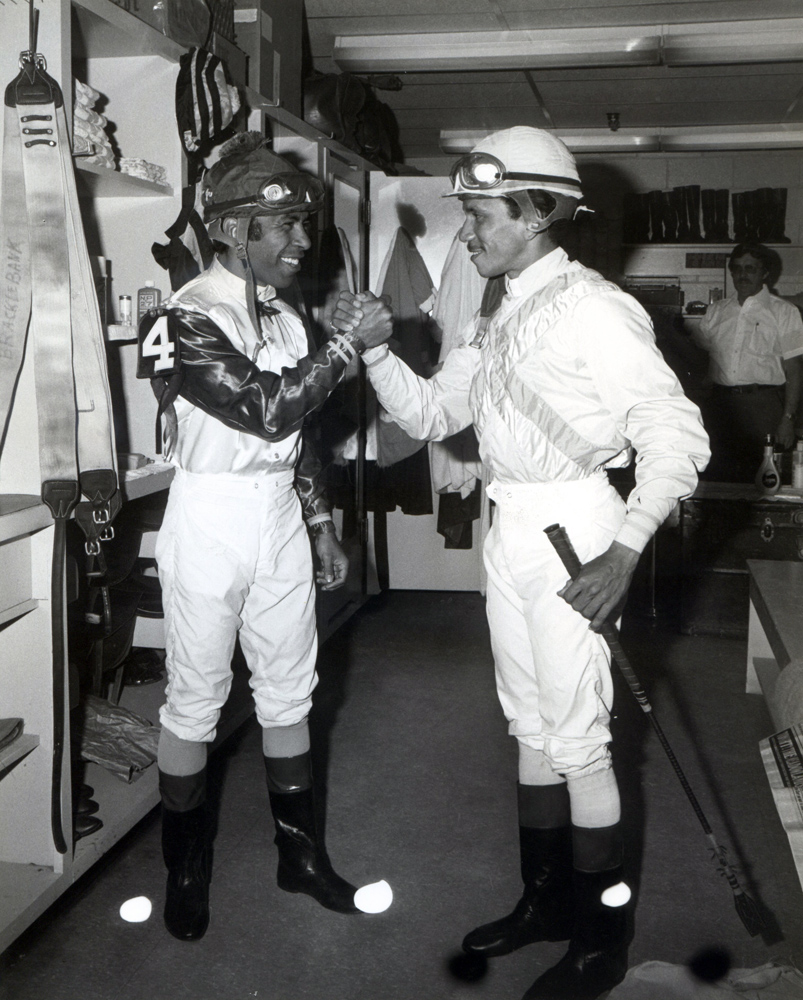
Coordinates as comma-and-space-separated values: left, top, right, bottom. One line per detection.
714, 189, 732, 242
769, 188, 791, 243
160, 769, 211, 941
753, 188, 773, 242
522, 864, 629, 999
743, 189, 759, 242
523, 823, 630, 1000
462, 784, 574, 958
732, 191, 748, 243
685, 185, 703, 241
621, 192, 636, 244
671, 187, 690, 242
647, 190, 664, 242
701, 189, 717, 241
265, 753, 359, 914
661, 191, 679, 242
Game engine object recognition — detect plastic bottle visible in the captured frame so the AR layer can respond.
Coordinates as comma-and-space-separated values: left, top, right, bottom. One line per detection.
137, 281, 161, 324
756, 434, 781, 494
793, 440, 803, 490
118, 294, 132, 325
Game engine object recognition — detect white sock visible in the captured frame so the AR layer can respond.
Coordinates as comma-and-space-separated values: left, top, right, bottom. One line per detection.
158, 726, 208, 776
262, 719, 310, 758
566, 767, 621, 829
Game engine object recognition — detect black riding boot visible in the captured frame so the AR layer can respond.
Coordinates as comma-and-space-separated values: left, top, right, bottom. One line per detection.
462, 784, 574, 958
523, 824, 630, 1000
265, 753, 359, 914
160, 769, 210, 941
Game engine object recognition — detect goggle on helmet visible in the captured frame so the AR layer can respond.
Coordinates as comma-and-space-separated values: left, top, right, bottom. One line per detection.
203, 172, 325, 220
448, 152, 583, 200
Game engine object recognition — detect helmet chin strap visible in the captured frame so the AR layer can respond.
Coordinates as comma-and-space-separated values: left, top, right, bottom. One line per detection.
509, 191, 590, 234
209, 216, 262, 340
234, 216, 262, 341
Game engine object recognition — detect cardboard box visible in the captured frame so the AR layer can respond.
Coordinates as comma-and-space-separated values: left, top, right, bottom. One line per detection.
233, 0, 302, 115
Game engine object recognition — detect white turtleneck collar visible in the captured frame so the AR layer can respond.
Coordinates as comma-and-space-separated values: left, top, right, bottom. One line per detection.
505, 246, 570, 299
209, 256, 278, 306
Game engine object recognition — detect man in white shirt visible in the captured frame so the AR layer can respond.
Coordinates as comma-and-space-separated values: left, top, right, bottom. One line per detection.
332, 127, 710, 1000
694, 243, 803, 481
138, 133, 391, 941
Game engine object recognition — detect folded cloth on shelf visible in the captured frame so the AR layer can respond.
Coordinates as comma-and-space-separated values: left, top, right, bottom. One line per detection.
73, 104, 108, 128
74, 78, 101, 105
75, 695, 159, 783
71, 131, 94, 155
0, 718, 23, 752
73, 120, 110, 143
120, 158, 168, 186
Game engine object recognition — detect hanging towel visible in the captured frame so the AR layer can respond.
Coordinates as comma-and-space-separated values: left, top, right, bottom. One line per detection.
429, 229, 485, 498
375, 226, 439, 468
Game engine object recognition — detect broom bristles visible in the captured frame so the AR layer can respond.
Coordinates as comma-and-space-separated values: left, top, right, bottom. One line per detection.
734, 888, 767, 937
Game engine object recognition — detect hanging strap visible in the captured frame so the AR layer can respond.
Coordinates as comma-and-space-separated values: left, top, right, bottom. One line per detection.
2, 29, 119, 854
469, 275, 505, 349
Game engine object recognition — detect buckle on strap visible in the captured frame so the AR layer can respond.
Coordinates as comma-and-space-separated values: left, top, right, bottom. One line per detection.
5, 52, 63, 110
41, 480, 80, 520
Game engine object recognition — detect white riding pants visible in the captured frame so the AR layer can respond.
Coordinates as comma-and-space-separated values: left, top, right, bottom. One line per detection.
156, 468, 317, 742
484, 476, 626, 778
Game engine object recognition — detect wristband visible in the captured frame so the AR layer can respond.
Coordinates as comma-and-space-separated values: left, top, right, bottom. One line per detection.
309, 519, 336, 536
338, 330, 367, 355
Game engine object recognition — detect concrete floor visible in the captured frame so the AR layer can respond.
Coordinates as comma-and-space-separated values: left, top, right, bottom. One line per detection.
1, 589, 802, 1000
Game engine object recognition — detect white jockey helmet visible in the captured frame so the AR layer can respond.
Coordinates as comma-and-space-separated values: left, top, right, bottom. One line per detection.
448, 126, 582, 201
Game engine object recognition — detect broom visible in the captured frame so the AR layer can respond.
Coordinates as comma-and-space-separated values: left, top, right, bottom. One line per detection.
544, 523, 768, 938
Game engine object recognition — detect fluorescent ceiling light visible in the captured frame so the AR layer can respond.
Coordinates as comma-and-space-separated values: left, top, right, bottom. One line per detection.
335, 18, 803, 73
659, 125, 803, 150
440, 129, 661, 154
664, 19, 803, 66
334, 27, 661, 73
440, 126, 803, 155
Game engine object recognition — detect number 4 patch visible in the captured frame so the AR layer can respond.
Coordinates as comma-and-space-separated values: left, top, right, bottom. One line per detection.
137, 311, 181, 379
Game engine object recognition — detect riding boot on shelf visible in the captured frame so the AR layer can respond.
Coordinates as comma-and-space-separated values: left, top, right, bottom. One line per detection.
714, 189, 732, 242
661, 191, 679, 242
462, 783, 574, 958
701, 189, 718, 241
522, 825, 631, 1000
647, 190, 665, 242
160, 769, 211, 941
768, 188, 791, 244
743, 189, 760, 242
621, 192, 650, 244
685, 185, 703, 242
732, 191, 748, 243
265, 752, 359, 913
671, 187, 691, 243
753, 188, 773, 243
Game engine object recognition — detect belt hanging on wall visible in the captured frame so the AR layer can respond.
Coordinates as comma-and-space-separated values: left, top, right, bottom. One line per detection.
0, 2, 120, 855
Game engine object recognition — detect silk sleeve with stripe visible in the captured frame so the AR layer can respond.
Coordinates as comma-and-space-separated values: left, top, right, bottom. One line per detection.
294, 417, 331, 522
166, 307, 356, 443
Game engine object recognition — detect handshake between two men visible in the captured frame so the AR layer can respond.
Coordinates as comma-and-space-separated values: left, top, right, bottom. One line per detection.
330, 291, 394, 349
